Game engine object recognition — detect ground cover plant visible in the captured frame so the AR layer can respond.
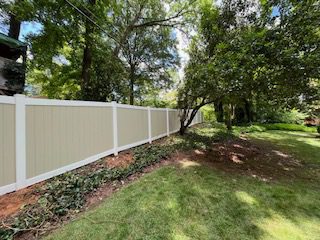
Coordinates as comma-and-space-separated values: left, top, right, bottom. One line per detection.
0, 145, 171, 239
45, 124, 320, 240
1, 124, 319, 239
0, 125, 217, 239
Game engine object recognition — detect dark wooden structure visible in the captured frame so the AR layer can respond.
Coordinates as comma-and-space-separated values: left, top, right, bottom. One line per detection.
0, 33, 27, 95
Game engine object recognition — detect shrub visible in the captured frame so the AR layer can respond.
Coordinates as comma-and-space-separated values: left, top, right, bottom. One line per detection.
201, 104, 216, 123
257, 108, 307, 124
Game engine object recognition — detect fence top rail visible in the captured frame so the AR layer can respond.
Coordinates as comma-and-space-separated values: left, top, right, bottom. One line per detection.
116, 103, 148, 110
0, 96, 15, 104
25, 97, 113, 107
0, 95, 193, 114
168, 109, 179, 112
149, 107, 167, 111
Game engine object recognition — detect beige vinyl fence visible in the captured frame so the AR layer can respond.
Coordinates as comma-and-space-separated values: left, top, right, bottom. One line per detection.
0, 95, 203, 195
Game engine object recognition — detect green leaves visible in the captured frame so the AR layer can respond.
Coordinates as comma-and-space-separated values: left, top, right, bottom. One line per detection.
178, 0, 319, 130
0, 126, 217, 239
0, 144, 171, 239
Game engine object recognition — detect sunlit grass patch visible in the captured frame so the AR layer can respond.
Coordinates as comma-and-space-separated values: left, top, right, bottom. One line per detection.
257, 211, 320, 240
46, 164, 320, 240
46, 126, 320, 240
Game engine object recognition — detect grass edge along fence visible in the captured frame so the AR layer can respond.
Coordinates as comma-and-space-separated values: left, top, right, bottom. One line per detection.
0, 94, 203, 196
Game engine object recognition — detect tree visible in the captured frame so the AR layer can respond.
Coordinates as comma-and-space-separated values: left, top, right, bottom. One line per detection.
0, 0, 22, 40
122, 27, 178, 105
1, 0, 194, 102
81, 0, 96, 96
177, 0, 320, 134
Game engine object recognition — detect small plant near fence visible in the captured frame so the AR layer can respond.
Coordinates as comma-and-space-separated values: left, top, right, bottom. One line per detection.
0, 126, 217, 239
0, 144, 173, 239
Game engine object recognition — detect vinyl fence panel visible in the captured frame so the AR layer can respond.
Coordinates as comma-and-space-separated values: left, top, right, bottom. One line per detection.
0, 95, 203, 196
0, 100, 15, 190
151, 109, 167, 139
117, 106, 149, 150
169, 110, 180, 133
26, 105, 113, 178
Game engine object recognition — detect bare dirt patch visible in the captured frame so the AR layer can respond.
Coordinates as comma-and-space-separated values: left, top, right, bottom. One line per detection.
0, 141, 175, 225
0, 148, 137, 222
105, 151, 134, 169
175, 137, 303, 182
0, 185, 42, 219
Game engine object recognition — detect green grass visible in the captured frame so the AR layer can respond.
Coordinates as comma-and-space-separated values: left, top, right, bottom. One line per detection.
46, 126, 320, 240
233, 123, 317, 134
262, 123, 317, 133
248, 131, 320, 165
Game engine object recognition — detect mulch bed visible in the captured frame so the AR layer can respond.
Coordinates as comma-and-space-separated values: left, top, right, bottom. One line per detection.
174, 136, 303, 182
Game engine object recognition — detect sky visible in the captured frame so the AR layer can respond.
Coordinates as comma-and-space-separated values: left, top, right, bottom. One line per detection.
0, 21, 42, 41
176, 29, 190, 80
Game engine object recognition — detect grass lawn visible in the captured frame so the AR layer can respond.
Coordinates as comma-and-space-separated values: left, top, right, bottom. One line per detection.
46, 126, 320, 240
249, 131, 320, 166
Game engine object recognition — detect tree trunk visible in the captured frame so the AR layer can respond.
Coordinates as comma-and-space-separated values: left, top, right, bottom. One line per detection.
178, 99, 215, 135
8, 13, 21, 40
81, 0, 96, 98
81, 41, 92, 93
244, 99, 253, 123
129, 81, 134, 105
179, 106, 202, 135
179, 120, 187, 135
129, 66, 135, 105
214, 100, 224, 122
224, 104, 233, 130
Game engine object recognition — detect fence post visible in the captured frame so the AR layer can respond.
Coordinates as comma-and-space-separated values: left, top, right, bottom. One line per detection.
112, 101, 118, 156
15, 94, 26, 190
148, 107, 152, 143
166, 108, 169, 136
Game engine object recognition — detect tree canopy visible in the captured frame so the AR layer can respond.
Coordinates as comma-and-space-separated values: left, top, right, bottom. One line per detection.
177, 0, 320, 133
0, 0, 319, 134
0, 0, 196, 102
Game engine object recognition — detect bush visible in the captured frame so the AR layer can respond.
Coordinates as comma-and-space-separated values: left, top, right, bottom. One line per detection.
201, 105, 216, 123
257, 108, 307, 124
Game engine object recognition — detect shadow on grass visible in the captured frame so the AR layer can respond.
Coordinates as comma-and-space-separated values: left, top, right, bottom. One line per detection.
248, 131, 320, 166
46, 165, 320, 240
46, 126, 320, 240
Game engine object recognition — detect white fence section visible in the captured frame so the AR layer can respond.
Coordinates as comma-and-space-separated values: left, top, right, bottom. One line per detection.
0, 95, 203, 195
